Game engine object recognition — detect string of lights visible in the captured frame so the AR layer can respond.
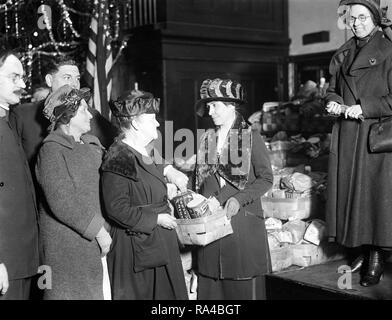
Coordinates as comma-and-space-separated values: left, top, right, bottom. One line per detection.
0, 0, 132, 96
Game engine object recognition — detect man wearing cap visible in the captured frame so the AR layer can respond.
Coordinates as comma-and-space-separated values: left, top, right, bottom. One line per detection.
326, 0, 392, 287
194, 78, 273, 299
0, 49, 39, 299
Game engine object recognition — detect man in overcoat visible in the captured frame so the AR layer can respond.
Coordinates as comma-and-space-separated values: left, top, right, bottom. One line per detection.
0, 49, 39, 300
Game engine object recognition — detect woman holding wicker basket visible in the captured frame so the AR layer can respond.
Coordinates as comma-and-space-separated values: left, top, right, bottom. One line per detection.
194, 78, 273, 300
100, 89, 188, 300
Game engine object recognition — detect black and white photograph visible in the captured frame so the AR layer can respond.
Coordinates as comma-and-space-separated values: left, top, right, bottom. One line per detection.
1, 0, 392, 310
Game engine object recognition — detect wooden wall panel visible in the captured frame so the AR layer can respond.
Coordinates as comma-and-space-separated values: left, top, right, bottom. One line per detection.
166, 0, 284, 31
164, 59, 278, 136
159, 0, 288, 44
118, 0, 289, 140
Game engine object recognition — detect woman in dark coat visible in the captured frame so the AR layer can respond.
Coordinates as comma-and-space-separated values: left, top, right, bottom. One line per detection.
326, 0, 392, 286
101, 89, 188, 300
194, 78, 273, 300
36, 85, 112, 299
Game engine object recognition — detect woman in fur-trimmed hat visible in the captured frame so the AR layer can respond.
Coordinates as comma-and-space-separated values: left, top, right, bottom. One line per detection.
100, 89, 188, 300
35, 84, 112, 299
194, 78, 273, 300
326, 0, 392, 287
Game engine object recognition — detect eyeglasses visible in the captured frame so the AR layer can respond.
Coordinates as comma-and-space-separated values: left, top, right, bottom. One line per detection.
0, 73, 27, 84
348, 14, 371, 24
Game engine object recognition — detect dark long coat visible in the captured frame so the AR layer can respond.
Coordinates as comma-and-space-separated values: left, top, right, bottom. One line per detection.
35, 130, 106, 300
8, 101, 47, 171
326, 31, 392, 248
0, 115, 39, 281
101, 140, 188, 300
195, 118, 273, 280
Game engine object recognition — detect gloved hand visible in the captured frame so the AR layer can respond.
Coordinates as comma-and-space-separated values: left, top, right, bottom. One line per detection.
325, 101, 342, 115
164, 165, 189, 192
96, 226, 112, 257
224, 197, 240, 220
157, 214, 177, 230
167, 183, 179, 200
0, 263, 9, 296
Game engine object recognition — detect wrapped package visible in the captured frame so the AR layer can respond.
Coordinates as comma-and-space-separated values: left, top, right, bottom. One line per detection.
282, 220, 307, 244
280, 172, 313, 193
304, 219, 326, 245
267, 233, 282, 250
268, 230, 294, 244
171, 190, 196, 219
265, 217, 283, 231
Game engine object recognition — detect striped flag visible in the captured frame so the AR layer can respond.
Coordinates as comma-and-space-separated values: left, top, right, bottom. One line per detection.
85, 0, 113, 118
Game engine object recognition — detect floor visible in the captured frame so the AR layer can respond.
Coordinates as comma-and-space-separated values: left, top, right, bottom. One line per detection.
266, 259, 392, 300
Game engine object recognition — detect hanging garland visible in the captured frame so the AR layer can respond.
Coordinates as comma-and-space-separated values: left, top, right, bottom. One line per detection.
0, 0, 130, 97
58, 0, 80, 38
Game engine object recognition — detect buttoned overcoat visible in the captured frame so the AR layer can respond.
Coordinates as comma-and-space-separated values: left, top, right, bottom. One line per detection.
326, 31, 392, 247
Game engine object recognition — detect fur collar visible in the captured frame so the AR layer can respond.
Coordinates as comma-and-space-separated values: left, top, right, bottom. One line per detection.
196, 113, 252, 191
101, 140, 138, 181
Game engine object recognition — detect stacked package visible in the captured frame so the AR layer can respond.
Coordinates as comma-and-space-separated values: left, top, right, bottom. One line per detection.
262, 162, 345, 272
265, 131, 331, 171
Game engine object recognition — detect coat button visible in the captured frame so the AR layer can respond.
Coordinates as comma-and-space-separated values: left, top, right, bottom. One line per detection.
0, 182, 4, 187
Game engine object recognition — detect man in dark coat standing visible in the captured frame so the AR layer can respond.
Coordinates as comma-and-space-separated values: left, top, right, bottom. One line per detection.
0, 49, 39, 300
326, 0, 392, 287
9, 57, 117, 176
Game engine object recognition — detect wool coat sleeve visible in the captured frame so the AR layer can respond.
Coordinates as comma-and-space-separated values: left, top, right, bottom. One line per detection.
218, 132, 273, 206
101, 172, 159, 234
36, 143, 104, 240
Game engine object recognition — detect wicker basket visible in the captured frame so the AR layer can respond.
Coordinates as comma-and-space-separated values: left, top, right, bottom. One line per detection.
176, 208, 233, 246
261, 195, 320, 220
269, 245, 293, 272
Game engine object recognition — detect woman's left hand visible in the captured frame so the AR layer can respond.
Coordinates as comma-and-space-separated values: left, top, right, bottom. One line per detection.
344, 104, 363, 119
224, 197, 240, 220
